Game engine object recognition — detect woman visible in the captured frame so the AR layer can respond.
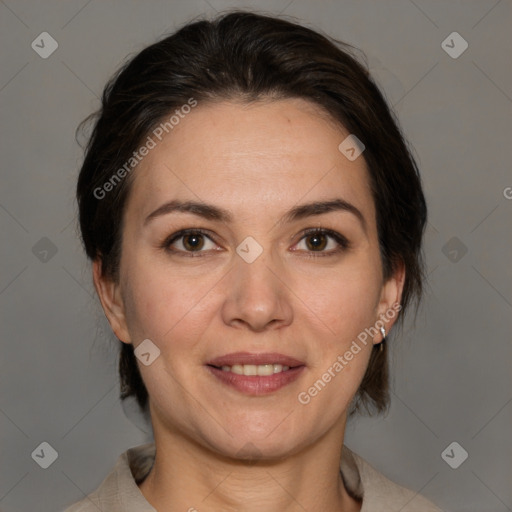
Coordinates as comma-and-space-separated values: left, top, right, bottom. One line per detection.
65, 11, 441, 511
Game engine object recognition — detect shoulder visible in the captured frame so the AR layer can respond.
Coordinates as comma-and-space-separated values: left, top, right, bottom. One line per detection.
63, 501, 97, 512
62, 444, 156, 512
342, 445, 443, 512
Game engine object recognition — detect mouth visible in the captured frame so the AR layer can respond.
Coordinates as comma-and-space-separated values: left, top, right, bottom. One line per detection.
205, 352, 306, 395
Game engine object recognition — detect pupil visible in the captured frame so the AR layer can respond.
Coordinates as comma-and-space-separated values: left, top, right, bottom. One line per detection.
184, 234, 204, 251
307, 233, 327, 251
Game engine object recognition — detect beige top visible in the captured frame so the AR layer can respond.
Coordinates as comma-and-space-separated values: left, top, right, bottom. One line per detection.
64, 443, 442, 511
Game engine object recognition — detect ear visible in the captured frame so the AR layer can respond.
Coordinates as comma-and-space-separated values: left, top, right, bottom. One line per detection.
92, 259, 131, 344
375, 261, 406, 344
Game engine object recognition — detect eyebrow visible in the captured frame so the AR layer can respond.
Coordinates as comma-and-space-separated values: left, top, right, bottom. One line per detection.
144, 198, 366, 231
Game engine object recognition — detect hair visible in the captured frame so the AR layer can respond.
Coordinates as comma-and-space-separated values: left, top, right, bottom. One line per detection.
76, 11, 427, 417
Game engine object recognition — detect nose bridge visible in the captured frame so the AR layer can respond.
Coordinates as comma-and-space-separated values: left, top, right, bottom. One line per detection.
220, 246, 292, 331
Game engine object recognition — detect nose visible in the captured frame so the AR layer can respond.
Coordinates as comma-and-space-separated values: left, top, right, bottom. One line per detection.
220, 251, 293, 333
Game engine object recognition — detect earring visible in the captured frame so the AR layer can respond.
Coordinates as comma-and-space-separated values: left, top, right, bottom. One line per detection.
379, 326, 386, 352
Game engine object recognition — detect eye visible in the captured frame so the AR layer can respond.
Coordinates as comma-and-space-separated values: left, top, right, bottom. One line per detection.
163, 229, 219, 255
293, 229, 349, 256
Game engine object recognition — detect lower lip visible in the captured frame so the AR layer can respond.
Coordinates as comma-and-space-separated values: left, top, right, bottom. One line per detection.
206, 365, 305, 395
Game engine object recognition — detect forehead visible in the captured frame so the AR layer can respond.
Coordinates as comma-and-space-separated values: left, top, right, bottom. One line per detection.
126, 98, 375, 223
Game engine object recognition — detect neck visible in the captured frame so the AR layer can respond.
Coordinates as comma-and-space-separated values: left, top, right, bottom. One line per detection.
138, 415, 361, 512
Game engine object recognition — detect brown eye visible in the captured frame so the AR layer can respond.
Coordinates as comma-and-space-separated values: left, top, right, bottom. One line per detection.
305, 232, 328, 251
293, 229, 349, 256
164, 230, 218, 254
182, 233, 205, 251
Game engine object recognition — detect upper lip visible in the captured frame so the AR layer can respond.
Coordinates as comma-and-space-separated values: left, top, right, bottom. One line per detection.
206, 352, 305, 368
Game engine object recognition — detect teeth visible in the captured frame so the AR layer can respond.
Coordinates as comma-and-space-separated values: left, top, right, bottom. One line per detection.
219, 364, 291, 375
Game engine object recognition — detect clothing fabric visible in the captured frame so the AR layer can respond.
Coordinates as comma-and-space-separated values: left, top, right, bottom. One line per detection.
64, 443, 442, 511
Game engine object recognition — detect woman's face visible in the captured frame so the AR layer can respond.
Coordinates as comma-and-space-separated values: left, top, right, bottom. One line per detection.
95, 98, 403, 459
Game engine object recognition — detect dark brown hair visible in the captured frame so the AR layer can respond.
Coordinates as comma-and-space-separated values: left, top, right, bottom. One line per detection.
76, 11, 427, 416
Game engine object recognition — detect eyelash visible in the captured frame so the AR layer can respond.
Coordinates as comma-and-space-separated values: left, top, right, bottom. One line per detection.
160, 228, 350, 258
295, 228, 350, 257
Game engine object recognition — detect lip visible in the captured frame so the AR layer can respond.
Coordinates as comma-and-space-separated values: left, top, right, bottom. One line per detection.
206, 365, 305, 395
205, 352, 306, 396
206, 352, 305, 367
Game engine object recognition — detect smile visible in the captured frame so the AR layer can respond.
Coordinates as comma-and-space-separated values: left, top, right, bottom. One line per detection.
206, 365, 305, 395
217, 363, 290, 375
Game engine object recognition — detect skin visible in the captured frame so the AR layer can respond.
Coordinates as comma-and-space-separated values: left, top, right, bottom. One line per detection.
93, 98, 404, 512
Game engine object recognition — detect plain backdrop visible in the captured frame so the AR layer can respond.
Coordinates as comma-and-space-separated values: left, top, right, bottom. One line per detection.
0, 1, 511, 511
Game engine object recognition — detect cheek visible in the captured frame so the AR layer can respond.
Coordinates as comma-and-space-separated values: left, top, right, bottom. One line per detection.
120, 255, 221, 346
295, 257, 382, 337
295, 267, 378, 421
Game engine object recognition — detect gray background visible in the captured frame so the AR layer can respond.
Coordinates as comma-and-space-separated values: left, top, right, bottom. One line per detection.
0, 1, 511, 511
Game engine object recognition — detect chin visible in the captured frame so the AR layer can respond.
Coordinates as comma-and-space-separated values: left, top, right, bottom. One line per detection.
215, 437, 299, 463
200, 419, 311, 463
